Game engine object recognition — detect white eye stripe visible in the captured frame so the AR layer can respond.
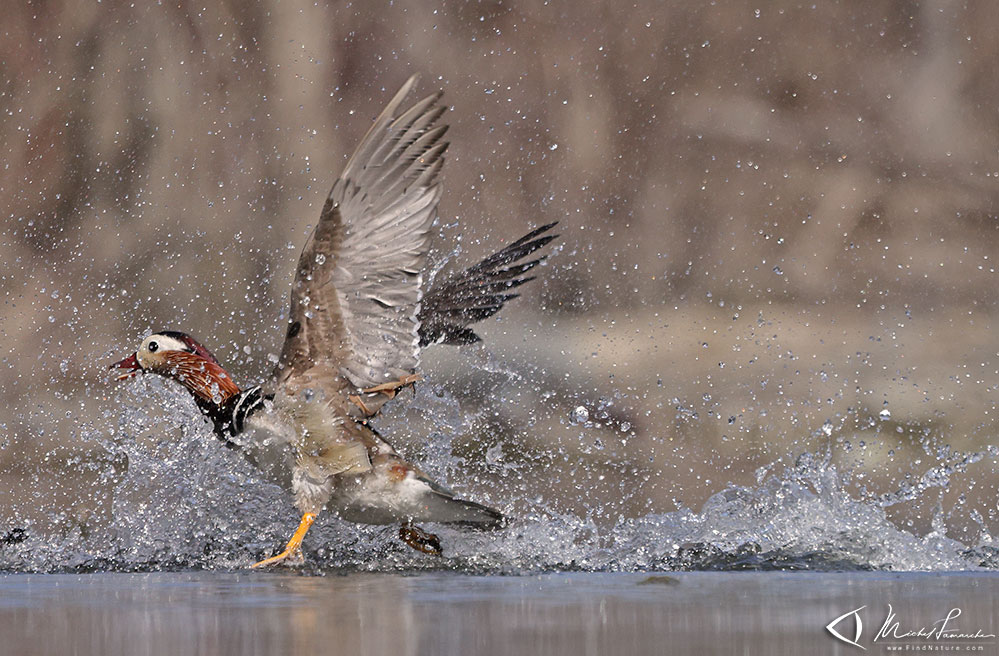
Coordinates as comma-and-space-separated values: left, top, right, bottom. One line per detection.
141, 335, 190, 353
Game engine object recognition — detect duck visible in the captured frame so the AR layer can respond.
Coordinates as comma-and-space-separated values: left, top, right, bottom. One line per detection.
110, 75, 557, 567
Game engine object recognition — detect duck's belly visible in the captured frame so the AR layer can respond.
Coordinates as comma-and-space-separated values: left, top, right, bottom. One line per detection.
327, 469, 436, 525
237, 413, 298, 493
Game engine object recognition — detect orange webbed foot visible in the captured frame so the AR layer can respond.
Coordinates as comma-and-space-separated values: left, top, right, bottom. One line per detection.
251, 512, 317, 568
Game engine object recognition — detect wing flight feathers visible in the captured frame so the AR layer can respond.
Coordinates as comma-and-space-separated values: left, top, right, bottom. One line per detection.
273, 76, 447, 393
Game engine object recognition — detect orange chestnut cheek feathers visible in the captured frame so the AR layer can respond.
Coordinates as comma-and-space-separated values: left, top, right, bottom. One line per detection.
154, 351, 240, 403
109, 350, 240, 403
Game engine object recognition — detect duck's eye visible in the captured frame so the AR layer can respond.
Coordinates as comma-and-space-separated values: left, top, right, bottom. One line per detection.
148, 341, 159, 353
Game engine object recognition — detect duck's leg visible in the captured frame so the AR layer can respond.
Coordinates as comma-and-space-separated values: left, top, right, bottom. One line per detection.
350, 374, 422, 416
251, 512, 317, 568
362, 373, 422, 399
348, 394, 374, 416
399, 521, 443, 555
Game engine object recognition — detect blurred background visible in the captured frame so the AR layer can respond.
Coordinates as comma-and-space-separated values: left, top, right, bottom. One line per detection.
2, 0, 999, 555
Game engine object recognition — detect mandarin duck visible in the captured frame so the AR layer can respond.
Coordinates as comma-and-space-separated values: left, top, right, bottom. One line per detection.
110, 75, 557, 567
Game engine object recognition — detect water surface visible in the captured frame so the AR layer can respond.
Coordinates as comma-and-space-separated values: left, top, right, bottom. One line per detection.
3, 571, 997, 655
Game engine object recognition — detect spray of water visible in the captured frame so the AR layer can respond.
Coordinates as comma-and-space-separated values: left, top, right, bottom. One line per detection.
1, 374, 994, 574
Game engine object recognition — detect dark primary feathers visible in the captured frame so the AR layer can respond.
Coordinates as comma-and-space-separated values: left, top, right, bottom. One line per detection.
418, 222, 559, 346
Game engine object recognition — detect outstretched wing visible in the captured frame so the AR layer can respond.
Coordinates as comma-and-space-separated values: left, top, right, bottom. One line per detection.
272, 75, 447, 391
418, 222, 559, 346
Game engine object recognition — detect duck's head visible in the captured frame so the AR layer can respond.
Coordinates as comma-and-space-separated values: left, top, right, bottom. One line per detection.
111, 330, 240, 404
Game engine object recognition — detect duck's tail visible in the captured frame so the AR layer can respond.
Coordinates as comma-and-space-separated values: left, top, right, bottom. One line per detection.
419, 479, 508, 530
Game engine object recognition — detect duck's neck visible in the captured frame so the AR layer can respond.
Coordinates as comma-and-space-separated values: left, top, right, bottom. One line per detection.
193, 393, 241, 439
191, 384, 265, 440
165, 357, 253, 439
170, 357, 241, 406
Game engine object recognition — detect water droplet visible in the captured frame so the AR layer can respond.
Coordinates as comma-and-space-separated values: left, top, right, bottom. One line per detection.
879, 408, 891, 420
570, 405, 589, 425
485, 444, 504, 466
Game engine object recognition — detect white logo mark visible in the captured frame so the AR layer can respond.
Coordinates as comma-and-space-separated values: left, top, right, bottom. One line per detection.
826, 605, 867, 650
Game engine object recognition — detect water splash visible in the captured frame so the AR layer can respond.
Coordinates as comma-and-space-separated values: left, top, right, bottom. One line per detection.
1, 380, 995, 573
